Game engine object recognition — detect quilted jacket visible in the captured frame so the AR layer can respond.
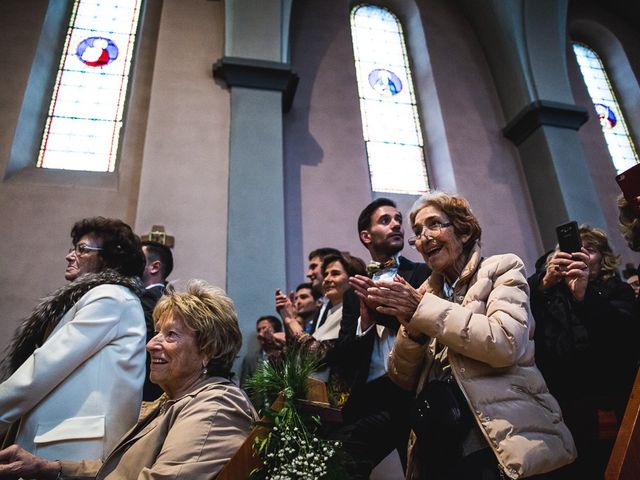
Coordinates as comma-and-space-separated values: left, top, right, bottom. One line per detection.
388, 243, 576, 479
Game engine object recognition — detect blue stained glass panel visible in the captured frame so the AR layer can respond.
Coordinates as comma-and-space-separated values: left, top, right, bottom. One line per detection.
351, 5, 428, 194
38, 0, 142, 172
573, 43, 639, 173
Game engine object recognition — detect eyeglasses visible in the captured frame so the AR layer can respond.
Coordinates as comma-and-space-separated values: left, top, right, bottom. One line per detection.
68, 244, 104, 256
408, 222, 452, 247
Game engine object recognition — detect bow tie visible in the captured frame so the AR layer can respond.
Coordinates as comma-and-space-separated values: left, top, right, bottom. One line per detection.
367, 257, 399, 274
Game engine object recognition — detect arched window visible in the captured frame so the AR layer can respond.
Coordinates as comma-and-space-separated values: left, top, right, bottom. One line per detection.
37, 0, 143, 172
572, 42, 639, 173
351, 4, 428, 194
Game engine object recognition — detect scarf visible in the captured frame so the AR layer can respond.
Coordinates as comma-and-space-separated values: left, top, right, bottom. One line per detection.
0, 270, 143, 381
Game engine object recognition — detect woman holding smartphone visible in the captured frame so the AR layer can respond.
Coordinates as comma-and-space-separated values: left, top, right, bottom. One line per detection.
528, 224, 637, 478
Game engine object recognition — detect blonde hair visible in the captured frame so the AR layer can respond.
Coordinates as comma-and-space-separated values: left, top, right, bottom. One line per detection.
579, 225, 620, 280
410, 191, 482, 250
618, 196, 640, 251
153, 280, 241, 375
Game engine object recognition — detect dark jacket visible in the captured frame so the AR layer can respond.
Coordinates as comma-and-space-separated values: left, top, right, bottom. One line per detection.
329, 256, 430, 419
140, 284, 166, 401
528, 252, 638, 406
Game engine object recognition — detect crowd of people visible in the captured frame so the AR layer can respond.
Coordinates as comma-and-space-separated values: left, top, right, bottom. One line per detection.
0, 218, 256, 479
0, 190, 636, 479
247, 192, 639, 479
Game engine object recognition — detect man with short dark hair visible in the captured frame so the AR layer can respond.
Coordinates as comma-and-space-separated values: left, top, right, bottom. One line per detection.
294, 282, 321, 333
141, 241, 174, 288
140, 240, 174, 401
239, 315, 283, 390
329, 198, 430, 478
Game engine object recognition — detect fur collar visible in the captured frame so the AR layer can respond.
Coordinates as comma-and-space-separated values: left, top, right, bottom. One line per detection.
0, 270, 143, 381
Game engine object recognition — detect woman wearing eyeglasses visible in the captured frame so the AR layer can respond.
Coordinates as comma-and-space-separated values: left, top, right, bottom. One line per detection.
350, 192, 576, 479
0, 217, 147, 462
528, 225, 636, 478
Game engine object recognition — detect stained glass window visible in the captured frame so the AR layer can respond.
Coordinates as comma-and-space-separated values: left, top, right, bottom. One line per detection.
351, 5, 428, 194
573, 42, 639, 173
37, 0, 143, 172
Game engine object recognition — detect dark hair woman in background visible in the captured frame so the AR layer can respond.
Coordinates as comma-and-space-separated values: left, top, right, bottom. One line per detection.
0, 217, 147, 461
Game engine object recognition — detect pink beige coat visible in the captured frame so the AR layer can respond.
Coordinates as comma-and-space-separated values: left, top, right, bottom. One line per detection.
60, 376, 257, 479
388, 243, 576, 479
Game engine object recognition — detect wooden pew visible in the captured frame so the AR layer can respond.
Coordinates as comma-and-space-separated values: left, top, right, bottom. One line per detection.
605, 368, 640, 480
217, 379, 331, 480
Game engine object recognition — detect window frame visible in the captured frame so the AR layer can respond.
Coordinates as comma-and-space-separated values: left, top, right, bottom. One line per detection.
350, 3, 431, 195
5, 0, 158, 188
571, 40, 639, 173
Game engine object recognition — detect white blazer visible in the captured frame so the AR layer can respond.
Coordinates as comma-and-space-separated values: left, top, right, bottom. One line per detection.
311, 304, 343, 382
0, 284, 146, 461
312, 303, 343, 342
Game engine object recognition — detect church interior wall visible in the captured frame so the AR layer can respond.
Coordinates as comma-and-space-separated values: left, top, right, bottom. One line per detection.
284, 0, 542, 289
133, 0, 230, 292
568, 2, 640, 267
0, 0, 230, 351
416, 0, 541, 267
0, 0, 149, 345
0, 0, 638, 355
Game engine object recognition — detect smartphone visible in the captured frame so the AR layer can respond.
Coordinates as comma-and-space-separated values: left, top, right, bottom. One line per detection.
616, 163, 640, 214
556, 221, 582, 253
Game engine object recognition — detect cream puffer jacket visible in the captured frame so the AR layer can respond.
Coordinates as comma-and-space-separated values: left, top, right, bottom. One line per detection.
388, 243, 576, 479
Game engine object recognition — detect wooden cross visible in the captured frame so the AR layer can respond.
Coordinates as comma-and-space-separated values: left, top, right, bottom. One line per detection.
141, 225, 175, 248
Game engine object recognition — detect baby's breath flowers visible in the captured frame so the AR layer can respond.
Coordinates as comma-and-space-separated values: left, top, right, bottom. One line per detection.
247, 342, 347, 480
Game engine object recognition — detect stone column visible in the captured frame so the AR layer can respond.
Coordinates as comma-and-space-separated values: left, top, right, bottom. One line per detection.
457, 0, 607, 249
213, 0, 298, 364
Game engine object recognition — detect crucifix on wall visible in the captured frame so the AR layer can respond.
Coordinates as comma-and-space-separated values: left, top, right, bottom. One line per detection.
140, 225, 175, 248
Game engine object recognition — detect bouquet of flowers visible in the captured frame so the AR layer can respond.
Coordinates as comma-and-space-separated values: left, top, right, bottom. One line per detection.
246, 341, 348, 480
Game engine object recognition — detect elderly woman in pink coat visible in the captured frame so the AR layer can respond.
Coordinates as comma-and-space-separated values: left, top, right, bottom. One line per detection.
350, 192, 576, 480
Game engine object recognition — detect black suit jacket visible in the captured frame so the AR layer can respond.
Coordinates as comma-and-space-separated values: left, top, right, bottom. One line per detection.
329, 256, 430, 405
140, 284, 166, 401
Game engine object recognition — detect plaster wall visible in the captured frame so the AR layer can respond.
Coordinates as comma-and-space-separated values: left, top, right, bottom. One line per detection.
284, 0, 541, 287
419, 0, 541, 268
568, 3, 640, 267
0, 0, 153, 348
134, 0, 230, 291
0, 0, 231, 353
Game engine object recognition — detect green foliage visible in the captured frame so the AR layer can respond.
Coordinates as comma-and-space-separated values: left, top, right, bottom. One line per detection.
246, 341, 348, 480
246, 340, 321, 403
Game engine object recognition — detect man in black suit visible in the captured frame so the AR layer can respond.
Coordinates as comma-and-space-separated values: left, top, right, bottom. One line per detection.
329, 198, 430, 478
140, 240, 173, 401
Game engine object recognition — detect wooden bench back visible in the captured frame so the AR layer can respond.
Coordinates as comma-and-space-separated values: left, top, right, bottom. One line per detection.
605, 368, 640, 480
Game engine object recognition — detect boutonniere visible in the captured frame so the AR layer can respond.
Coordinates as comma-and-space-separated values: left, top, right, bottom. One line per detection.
366, 257, 399, 274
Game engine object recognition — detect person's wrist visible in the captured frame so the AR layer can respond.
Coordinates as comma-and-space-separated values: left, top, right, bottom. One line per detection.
572, 290, 586, 302
360, 316, 374, 329
402, 325, 428, 345
540, 273, 555, 291
38, 458, 61, 479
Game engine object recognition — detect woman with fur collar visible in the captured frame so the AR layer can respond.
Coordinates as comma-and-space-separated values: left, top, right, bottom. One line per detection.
351, 192, 576, 479
0, 217, 147, 462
